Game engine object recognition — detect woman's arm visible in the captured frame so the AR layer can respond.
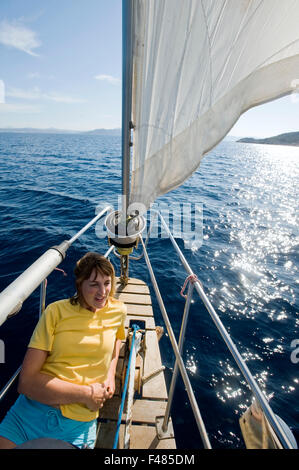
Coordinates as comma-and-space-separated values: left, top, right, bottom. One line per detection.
18, 348, 108, 410
104, 338, 122, 399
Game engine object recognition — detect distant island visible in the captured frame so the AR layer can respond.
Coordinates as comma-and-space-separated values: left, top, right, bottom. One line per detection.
237, 131, 299, 147
0, 127, 121, 136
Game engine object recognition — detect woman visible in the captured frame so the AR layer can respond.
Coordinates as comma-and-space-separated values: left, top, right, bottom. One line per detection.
0, 252, 127, 449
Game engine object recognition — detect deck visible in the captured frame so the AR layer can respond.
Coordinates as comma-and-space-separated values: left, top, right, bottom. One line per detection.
95, 277, 176, 449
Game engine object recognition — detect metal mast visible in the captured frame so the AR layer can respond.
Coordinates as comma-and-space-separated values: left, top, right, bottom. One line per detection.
121, 0, 134, 217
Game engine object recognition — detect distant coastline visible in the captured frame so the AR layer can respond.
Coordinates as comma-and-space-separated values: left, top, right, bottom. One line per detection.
237, 131, 299, 147
1, 128, 298, 146
0, 127, 121, 136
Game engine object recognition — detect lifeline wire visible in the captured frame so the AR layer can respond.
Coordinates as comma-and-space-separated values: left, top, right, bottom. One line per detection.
112, 324, 139, 449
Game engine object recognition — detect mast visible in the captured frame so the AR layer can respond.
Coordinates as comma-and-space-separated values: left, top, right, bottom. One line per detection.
122, 0, 134, 217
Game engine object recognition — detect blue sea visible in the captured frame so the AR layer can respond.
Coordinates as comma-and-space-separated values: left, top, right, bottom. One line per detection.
0, 132, 298, 449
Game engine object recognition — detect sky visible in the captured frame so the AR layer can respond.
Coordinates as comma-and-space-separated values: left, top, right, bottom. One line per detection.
0, 0, 122, 131
0, 0, 298, 137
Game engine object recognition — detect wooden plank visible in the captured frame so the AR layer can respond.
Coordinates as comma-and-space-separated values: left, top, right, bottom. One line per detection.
95, 421, 118, 449
100, 398, 167, 425
142, 330, 168, 400
126, 304, 153, 316
126, 278, 147, 285
119, 341, 126, 358
100, 396, 121, 421
116, 283, 150, 295
96, 421, 176, 449
96, 421, 175, 450
115, 292, 152, 305
128, 399, 167, 424
115, 277, 147, 286
119, 424, 176, 449
114, 357, 123, 396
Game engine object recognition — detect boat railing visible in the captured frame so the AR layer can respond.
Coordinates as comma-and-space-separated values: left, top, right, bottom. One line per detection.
138, 209, 294, 449
0, 205, 113, 329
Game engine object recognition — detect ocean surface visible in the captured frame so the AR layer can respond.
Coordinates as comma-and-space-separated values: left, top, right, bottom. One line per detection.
0, 132, 298, 449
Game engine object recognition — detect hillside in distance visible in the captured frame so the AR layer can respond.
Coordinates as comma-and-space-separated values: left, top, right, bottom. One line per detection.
0, 127, 121, 135
238, 131, 299, 146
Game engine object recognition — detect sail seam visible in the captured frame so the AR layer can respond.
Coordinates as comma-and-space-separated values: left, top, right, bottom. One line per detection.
170, 1, 197, 141
200, 0, 213, 107
215, 0, 264, 91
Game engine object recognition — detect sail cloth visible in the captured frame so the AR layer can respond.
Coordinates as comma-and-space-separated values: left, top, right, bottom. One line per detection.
129, 0, 299, 210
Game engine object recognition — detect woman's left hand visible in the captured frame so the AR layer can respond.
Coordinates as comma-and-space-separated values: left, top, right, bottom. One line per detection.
104, 374, 115, 399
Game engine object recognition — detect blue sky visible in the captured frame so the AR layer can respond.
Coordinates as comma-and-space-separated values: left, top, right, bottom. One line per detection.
0, 0, 122, 131
0, 0, 298, 137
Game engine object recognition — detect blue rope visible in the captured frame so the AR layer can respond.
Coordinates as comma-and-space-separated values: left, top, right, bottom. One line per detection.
113, 324, 140, 449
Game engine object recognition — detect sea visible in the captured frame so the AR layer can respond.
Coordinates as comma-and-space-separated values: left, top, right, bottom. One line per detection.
0, 132, 298, 449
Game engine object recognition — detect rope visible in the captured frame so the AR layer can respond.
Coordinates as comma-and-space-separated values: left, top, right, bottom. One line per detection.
124, 331, 142, 449
142, 366, 165, 384
54, 267, 67, 276
44, 267, 67, 289
112, 324, 140, 449
180, 274, 199, 299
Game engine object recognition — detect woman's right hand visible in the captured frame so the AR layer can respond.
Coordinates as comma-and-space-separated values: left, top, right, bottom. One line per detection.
85, 383, 109, 411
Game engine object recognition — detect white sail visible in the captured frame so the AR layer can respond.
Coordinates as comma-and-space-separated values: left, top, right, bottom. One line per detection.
130, 0, 299, 210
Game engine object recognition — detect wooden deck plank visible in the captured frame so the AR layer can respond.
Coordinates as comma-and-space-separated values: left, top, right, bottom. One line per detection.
119, 424, 176, 450
128, 399, 167, 424
126, 278, 148, 285
114, 357, 123, 396
115, 292, 152, 305
126, 304, 154, 316
100, 398, 167, 424
95, 421, 118, 449
119, 341, 126, 358
96, 422, 176, 450
116, 283, 150, 295
142, 330, 168, 400
99, 396, 121, 421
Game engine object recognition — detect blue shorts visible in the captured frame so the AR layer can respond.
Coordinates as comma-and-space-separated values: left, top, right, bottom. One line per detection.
0, 394, 97, 448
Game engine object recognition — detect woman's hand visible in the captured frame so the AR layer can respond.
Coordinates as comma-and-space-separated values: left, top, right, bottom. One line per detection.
85, 383, 109, 411
104, 373, 116, 399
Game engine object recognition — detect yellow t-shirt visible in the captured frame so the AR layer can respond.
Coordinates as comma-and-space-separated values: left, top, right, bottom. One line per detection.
28, 297, 127, 422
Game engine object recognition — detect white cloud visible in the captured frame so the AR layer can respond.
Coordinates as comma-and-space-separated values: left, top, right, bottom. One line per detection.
6, 87, 85, 104
7, 86, 41, 100
44, 92, 86, 104
0, 103, 41, 113
0, 20, 41, 56
94, 74, 121, 85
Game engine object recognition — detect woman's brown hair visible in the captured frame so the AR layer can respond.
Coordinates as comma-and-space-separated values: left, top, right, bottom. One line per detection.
70, 252, 116, 306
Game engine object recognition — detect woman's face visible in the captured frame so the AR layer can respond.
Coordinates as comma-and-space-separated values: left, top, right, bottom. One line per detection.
80, 268, 112, 312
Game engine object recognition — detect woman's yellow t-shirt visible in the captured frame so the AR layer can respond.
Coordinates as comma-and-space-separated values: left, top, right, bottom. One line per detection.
28, 297, 127, 422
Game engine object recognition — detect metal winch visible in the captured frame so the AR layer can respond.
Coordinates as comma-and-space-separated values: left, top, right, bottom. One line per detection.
105, 210, 146, 285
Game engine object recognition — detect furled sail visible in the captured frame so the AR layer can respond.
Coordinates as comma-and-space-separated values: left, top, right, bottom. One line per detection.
129, 0, 299, 210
